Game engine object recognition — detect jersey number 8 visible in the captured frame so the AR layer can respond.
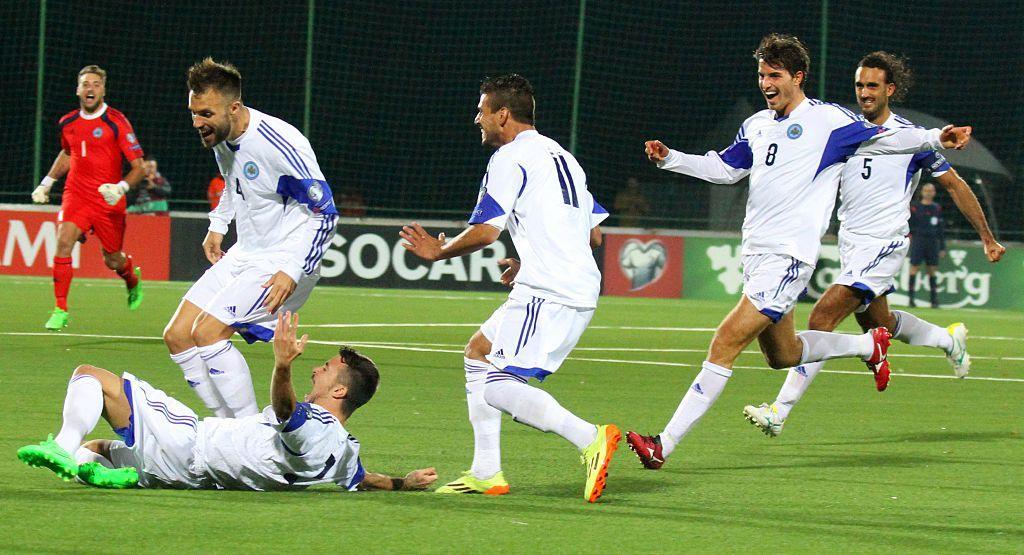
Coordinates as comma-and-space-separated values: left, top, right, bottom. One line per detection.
765, 143, 778, 166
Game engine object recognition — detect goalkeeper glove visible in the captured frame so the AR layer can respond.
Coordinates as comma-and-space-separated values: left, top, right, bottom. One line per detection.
98, 180, 130, 206
32, 176, 56, 204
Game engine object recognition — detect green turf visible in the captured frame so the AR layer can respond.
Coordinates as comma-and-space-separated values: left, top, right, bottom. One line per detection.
2, 275, 1022, 553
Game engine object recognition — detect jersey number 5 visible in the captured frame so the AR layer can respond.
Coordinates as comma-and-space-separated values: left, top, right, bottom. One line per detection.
861, 158, 872, 179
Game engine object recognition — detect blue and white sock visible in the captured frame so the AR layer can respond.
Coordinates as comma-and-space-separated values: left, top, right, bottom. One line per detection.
891, 310, 953, 352
465, 357, 502, 480
660, 361, 732, 457
54, 374, 104, 454
484, 370, 597, 451
171, 346, 229, 417
198, 339, 258, 417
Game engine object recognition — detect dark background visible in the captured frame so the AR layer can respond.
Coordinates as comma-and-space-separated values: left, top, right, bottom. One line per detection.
4, 1, 1021, 239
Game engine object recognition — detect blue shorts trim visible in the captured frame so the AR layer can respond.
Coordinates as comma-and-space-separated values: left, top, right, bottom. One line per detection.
759, 307, 784, 323
501, 365, 553, 382
114, 378, 136, 447
232, 322, 275, 344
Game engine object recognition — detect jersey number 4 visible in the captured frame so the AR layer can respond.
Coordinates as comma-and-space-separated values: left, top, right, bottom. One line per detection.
235, 178, 246, 200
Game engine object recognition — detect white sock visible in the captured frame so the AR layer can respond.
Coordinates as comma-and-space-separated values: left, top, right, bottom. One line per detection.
659, 361, 731, 458
54, 374, 104, 454
171, 346, 230, 417
198, 340, 258, 417
484, 371, 598, 451
773, 361, 824, 420
74, 445, 114, 467
465, 358, 502, 480
798, 330, 874, 363
891, 310, 953, 352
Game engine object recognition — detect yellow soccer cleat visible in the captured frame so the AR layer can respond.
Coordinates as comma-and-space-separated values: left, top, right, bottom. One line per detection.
946, 323, 970, 378
581, 424, 621, 503
435, 470, 510, 495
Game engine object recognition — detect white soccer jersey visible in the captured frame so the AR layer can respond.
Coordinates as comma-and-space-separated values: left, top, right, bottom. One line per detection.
658, 98, 945, 265
468, 130, 608, 308
196, 403, 364, 491
839, 112, 951, 238
209, 107, 339, 283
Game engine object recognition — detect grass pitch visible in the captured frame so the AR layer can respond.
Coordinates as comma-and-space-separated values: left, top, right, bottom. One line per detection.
1, 275, 1021, 553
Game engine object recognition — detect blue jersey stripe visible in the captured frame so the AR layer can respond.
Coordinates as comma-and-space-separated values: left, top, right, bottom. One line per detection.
257, 123, 311, 179
260, 122, 314, 178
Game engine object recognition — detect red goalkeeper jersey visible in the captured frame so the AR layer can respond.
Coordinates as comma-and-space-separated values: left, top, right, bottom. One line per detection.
59, 104, 144, 211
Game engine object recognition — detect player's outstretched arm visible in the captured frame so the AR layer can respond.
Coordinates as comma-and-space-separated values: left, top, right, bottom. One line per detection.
936, 169, 1005, 262
358, 468, 438, 491
644, 138, 750, 184
271, 311, 308, 422
399, 222, 500, 262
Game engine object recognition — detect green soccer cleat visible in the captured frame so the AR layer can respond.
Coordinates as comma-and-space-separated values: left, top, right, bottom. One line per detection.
77, 462, 139, 489
127, 267, 143, 310
435, 470, 510, 495
17, 434, 78, 481
581, 424, 621, 503
946, 322, 970, 378
44, 308, 69, 331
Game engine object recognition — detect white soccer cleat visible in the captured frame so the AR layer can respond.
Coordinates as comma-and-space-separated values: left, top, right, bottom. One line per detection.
946, 323, 970, 378
743, 403, 784, 438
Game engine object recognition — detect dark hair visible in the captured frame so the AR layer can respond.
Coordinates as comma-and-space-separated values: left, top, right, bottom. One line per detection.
858, 51, 914, 103
753, 34, 811, 89
338, 346, 379, 416
479, 74, 535, 124
78, 65, 107, 82
187, 57, 242, 100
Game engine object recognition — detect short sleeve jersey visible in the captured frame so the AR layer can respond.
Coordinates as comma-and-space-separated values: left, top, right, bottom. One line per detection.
59, 104, 144, 211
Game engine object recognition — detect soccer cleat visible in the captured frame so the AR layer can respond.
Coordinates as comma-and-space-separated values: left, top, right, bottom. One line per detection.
435, 470, 509, 495
625, 431, 665, 470
44, 308, 69, 331
869, 359, 891, 392
864, 327, 891, 367
743, 403, 784, 437
127, 267, 144, 310
581, 424, 621, 503
946, 323, 970, 378
17, 434, 78, 481
77, 462, 139, 489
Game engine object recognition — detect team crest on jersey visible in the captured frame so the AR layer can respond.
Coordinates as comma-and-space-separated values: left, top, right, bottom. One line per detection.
243, 161, 260, 180
308, 181, 324, 202
127, 133, 137, 144
786, 124, 803, 139
92, 127, 103, 138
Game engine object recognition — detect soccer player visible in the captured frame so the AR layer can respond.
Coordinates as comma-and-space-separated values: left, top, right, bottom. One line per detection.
31, 65, 147, 330
16, 311, 438, 492
908, 182, 947, 308
162, 58, 338, 419
626, 34, 973, 469
399, 75, 619, 502
743, 51, 1004, 437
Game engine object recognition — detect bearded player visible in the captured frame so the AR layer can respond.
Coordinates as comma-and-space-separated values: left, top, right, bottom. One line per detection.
31, 65, 147, 330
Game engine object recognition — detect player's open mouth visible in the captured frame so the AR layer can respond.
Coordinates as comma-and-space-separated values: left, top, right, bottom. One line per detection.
763, 91, 779, 100
199, 127, 214, 138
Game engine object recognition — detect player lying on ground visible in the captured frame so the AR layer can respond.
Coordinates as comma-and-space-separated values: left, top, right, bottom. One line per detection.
743, 51, 1005, 437
164, 58, 339, 420
32, 64, 147, 331
399, 74, 619, 503
626, 34, 973, 470
17, 312, 437, 492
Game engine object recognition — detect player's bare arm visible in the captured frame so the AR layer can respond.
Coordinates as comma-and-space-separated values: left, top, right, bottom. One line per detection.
201, 231, 225, 264
399, 222, 500, 262
271, 311, 308, 421
590, 226, 603, 248
31, 151, 72, 203
358, 468, 439, 491
644, 140, 670, 162
934, 169, 1005, 262
262, 272, 297, 314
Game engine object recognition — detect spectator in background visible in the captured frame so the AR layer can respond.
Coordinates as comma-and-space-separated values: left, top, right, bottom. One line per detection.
128, 156, 171, 214
339, 186, 368, 217
613, 176, 650, 227
207, 175, 225, 210
908, 182, 945, 308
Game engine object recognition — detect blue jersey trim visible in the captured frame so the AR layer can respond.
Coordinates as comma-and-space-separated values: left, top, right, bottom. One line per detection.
816, 121, 883, 177
347, 458, 366, 490
231, 322, 275, 343
468, 192, 505, 224
501, 365, 553, 382
593, 200, 608, 215
516, 164, 527, 198
281, 402, 312, 433
257, 122, 312, 179
276, 176, 339, 216
719, 139, 753, 170
115, 378, 136, 447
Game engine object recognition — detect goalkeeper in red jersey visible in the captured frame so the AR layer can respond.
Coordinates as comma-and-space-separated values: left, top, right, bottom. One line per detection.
31, 65, 147, 330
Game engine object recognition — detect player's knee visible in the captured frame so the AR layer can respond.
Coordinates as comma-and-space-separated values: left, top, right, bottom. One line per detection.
807, 312, 837, 331
103, 255, 122, 270
464, 332, 491, 361
763, 351, 798, 370
72, 364, 100, 378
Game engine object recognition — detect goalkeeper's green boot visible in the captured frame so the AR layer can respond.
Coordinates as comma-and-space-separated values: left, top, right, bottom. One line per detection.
17, 434, 78, 481
127, 267, 143, 310
77, 462, 139, 489
44, 308, 69, 331
435, 470, 510, 495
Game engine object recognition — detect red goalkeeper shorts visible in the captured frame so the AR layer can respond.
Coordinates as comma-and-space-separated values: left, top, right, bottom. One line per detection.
58, 201, 126, 253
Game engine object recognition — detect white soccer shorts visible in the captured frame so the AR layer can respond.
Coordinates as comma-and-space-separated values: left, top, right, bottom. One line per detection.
480, 291, 594, 381
108, 372, 208, 489
742, 253, 815, 323
833, 230, 908, 308
184, 251, 320, 343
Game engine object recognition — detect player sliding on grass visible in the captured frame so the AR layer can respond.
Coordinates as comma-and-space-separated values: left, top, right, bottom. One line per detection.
743, 51, 1005, 437
626, 34, 974, 469
163, 58, 338, 419
399, 74, 618, 503
17, 311, 437, 492
32, 65, 147, 331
